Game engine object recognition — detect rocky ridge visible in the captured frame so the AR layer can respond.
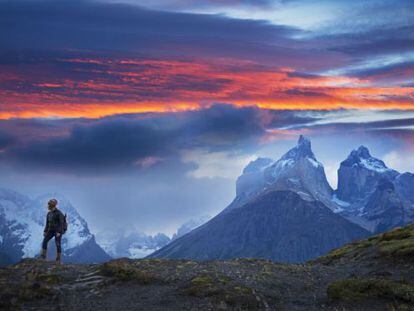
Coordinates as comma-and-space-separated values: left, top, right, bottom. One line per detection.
2, 223, 414, 310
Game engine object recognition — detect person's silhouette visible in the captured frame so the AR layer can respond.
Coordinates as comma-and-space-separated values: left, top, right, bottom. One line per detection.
40, 199, 65, 264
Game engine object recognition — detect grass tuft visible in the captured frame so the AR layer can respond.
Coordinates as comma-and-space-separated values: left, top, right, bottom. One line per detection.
327, 278, 414, 303
100, 260, 156, 284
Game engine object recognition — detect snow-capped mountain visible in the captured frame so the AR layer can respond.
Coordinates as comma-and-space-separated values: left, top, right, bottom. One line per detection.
148, 136, 370, 262
262, 135, 334, 206
336, 147, 414, 233
96, 229, 170, 259
0, 189, 111, 266
230, 135, 334, 211
337, 146, 399, 203
95, 215, 212, 258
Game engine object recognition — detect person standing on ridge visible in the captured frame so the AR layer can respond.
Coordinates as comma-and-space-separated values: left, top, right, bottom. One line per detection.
40, 199, 66, 264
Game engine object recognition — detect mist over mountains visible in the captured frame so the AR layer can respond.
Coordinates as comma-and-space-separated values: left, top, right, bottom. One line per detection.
94, 215, 211, 258
0, 188, 211, 265
149, 136, 414, 262
1, 136, 413, 265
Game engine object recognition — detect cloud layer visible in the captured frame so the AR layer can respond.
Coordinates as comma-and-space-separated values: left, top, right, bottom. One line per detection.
1, 0, 413, 233
1, 0, 413, 119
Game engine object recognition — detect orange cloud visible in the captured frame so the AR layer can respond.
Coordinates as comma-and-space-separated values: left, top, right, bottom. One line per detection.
1, 57, 413, 119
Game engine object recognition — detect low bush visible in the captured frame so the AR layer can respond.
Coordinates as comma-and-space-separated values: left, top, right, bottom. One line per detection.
327, 278, 414, 303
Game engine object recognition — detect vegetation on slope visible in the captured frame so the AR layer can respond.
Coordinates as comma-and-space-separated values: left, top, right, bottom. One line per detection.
327, 278, 414, 303
1, 224, 414, 310
315, 224, 414, 264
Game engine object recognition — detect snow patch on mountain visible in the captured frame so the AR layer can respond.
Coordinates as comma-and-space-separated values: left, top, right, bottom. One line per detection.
331, 195, 350, 213
0, 193, 43, 257
344, 146, 392, 173
96, 215, 212, 259
233, 135, 334, 212
332, 195, 350, 208
358, 157, 389, 173
268, 159, 295, 179
308, 158, 321, 168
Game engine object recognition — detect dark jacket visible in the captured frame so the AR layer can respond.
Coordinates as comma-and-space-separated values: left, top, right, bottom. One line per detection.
44, 208, 65, 233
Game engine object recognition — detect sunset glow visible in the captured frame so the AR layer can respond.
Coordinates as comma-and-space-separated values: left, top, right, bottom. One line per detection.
1, 57, 413, 119
1, 0, 414, 256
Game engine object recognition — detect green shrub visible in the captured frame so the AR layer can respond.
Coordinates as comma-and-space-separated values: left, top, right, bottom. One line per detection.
183, 275, 219, 297
379, 239, 414, 260
315, 244, 354, 264
327, 278, 414, 303
380, 227, 412, 242
100, 261, 155, 284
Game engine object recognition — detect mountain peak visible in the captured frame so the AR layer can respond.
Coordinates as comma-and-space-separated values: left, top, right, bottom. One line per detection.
281, 135, 315, 161
296, 135, 314, 157
355, 145, 371, 158
298, 135, 311, 148
342, 146, 389, 172
337, 146, 400, 203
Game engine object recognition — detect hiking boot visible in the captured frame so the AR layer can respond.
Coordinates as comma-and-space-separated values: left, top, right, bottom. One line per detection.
56, 252, 62, 264
40, 248, 47, 260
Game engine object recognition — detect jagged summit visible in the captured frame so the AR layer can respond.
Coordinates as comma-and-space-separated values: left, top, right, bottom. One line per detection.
355, 145, 371, 158
234, 135, 333, 211
281, 135, 316, 161
336, 145, 400, 207
298, 134, 312, 151
341, 145, 388, 172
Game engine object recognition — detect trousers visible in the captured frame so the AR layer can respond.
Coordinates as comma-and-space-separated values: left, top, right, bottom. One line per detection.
42, 231, 62, 253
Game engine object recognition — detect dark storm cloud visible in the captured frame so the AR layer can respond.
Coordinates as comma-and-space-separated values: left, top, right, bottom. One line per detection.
178, 104, 268, 150
0, 0, 346, 71
5, 120, 175, 171
327, 26, 414, 57
347, 61, 414, 85
0, 104, 318, 173
0, 131, 15, 149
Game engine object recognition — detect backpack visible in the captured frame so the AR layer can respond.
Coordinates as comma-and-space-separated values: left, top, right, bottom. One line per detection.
62, 214, 68, 234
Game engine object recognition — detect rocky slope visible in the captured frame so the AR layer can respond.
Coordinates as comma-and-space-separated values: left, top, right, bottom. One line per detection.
2, 224, 414, 310
0, 189, 111, 266
149, 190, 369, 262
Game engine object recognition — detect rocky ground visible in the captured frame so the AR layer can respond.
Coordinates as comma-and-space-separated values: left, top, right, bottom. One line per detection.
1, 224, 414, 310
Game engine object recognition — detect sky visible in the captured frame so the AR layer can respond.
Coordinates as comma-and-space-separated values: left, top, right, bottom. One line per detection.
0, 0, 413, 236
